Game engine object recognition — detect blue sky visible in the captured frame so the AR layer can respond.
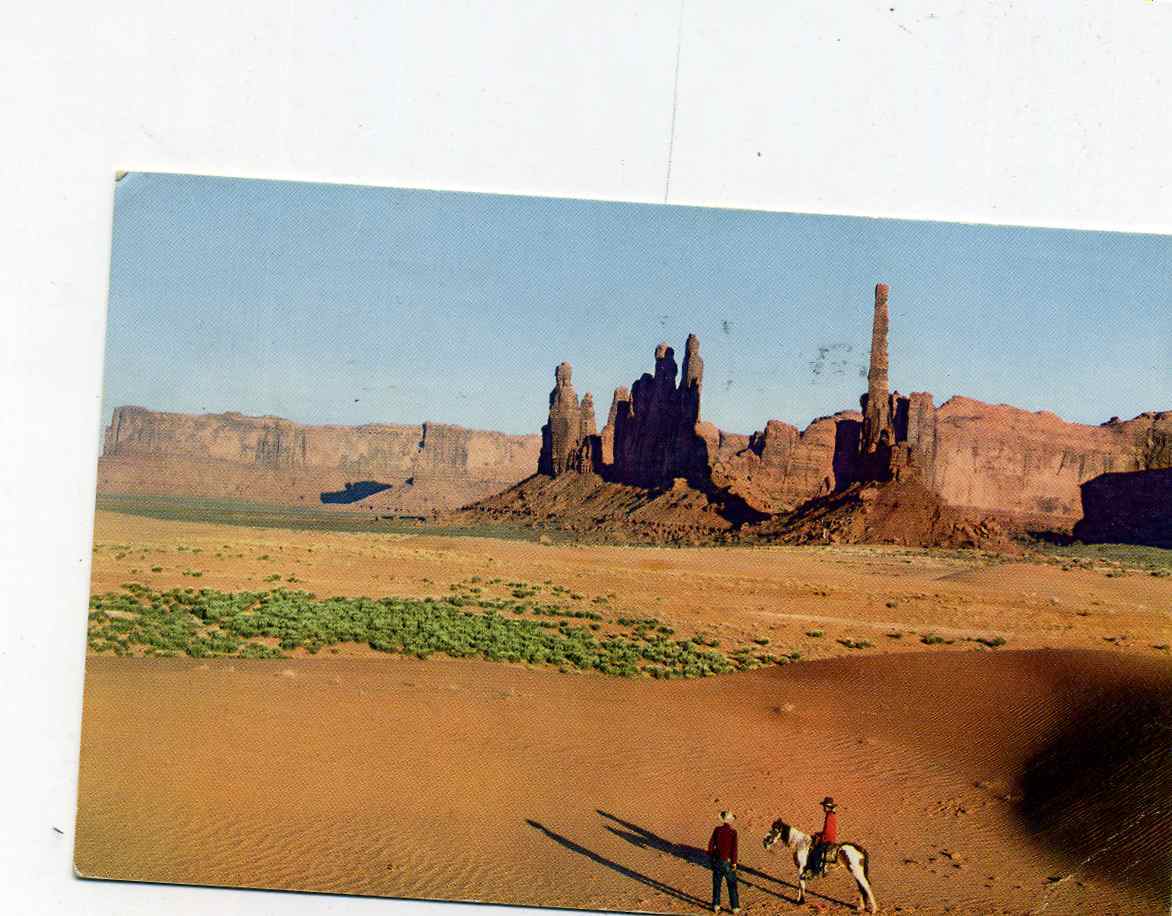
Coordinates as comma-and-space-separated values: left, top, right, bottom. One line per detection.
103, 172, 1171, 436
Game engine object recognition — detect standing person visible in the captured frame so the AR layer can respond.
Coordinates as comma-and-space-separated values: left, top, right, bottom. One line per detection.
707, 810, 740, 914
804, 796, 838, 879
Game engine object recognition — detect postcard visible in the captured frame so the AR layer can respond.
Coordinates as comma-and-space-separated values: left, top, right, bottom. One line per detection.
77, 172, 1171, 914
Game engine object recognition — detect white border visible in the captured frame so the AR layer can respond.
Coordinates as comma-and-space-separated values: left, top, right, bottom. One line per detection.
3, 2, 1170, 914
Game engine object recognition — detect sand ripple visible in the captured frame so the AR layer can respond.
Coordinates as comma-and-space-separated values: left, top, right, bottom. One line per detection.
76, 651, 1171, 914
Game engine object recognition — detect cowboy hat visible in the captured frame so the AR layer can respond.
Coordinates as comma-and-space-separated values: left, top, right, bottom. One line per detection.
820, 797, 837, 810
720, 810, 735, 823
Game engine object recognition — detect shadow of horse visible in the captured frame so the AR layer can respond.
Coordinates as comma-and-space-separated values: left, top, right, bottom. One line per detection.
525, 819, 707, 908
595, 809, 858, 910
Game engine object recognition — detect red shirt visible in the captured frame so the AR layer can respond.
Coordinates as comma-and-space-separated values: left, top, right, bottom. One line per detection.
708, 824, 738, 865
820, 811, 838, 844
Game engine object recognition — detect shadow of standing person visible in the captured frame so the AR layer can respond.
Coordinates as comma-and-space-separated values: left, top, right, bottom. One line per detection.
525, 819, 707, 908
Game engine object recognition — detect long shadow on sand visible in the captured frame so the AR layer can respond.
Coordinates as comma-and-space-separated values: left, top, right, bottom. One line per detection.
595, 810, 857, 910
526, 820, 707, 908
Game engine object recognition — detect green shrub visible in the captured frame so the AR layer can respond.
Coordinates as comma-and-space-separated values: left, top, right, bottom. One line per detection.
85, 584, 745, 679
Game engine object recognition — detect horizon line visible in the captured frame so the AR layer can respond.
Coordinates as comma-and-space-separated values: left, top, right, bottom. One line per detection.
102, 389, 1170, 442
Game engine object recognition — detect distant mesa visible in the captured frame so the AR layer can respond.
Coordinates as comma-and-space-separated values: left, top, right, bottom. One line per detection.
466, 282, 1171, 548
98, 408, 541, 516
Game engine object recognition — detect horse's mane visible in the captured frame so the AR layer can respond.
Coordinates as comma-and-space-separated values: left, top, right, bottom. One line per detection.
770, 818, 810, 849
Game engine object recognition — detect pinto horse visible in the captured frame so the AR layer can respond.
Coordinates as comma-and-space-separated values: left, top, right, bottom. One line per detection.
762, 818, 877, 913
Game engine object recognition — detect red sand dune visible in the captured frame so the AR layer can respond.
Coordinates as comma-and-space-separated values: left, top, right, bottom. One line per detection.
76, 649, 1171, 915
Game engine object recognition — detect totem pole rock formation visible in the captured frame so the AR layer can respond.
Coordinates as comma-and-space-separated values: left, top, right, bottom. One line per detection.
858, 283, 937, 484
601, 386, 630, 468
861, 282, 894, 471
538, 362, 582, 475
680, 333, 704, 401
539, 335, 714, 487
571, 392, 601, 472
890, 389, 938, 483
673, 334, 711, 475
512, 281, 1169, 540
626, 342, 681, 485
607, 336, 717, 486
579, 393, 598, 440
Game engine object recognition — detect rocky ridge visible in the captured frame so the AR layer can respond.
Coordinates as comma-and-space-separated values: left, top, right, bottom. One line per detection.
467, 283, 1171, 547
99, 406, 540, 514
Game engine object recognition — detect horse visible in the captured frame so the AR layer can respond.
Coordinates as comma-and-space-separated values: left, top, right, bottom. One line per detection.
762, 818, 877, 913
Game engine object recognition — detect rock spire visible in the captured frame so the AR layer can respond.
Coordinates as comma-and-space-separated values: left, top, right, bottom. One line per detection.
539, 335, 713, 485
862, 282, 893, 458
538, 362, 583, 475
856, 283, 938, 484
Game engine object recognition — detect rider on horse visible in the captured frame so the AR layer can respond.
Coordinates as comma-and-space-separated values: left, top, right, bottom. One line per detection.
802, 796, 839, 879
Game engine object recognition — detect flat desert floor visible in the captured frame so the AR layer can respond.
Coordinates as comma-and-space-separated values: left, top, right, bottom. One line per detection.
76, 509, 1172, 914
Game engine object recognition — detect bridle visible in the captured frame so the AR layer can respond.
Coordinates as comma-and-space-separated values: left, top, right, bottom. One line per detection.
762, 821, 789, 850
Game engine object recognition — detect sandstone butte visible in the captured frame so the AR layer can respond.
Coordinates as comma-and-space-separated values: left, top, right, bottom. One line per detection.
468, 283, 1171, 548
98, 407, 541, 516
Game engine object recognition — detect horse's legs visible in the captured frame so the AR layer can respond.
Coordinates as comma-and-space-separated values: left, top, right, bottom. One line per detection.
843, 851, 877, 914
860, 870, 877, 913
794, 849, 808, 904
797, 875, 806, 905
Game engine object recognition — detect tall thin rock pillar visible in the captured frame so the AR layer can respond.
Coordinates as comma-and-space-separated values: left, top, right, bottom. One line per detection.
861, 283, 894, 470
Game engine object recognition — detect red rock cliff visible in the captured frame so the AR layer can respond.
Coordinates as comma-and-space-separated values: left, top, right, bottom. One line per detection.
930, 399, 1171, 526
100, 406, 540, 513
526, 282, 1170, 536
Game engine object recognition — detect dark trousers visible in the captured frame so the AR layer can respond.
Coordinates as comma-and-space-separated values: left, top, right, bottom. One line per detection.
711, 858, 739, 909
805, 842, 829, 877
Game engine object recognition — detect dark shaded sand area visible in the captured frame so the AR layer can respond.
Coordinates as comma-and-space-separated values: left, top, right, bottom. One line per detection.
76, 650, 1170, 914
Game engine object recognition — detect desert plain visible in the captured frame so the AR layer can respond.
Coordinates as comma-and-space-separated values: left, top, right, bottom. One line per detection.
76, 505, 1172, 915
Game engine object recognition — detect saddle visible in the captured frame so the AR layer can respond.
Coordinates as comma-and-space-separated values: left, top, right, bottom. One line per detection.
800, 842, 841, 880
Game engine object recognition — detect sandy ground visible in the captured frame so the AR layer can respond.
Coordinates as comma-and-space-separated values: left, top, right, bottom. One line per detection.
75, 510, 1172, 913
88, 510, 1172, 662
77, 652, 1170, 915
